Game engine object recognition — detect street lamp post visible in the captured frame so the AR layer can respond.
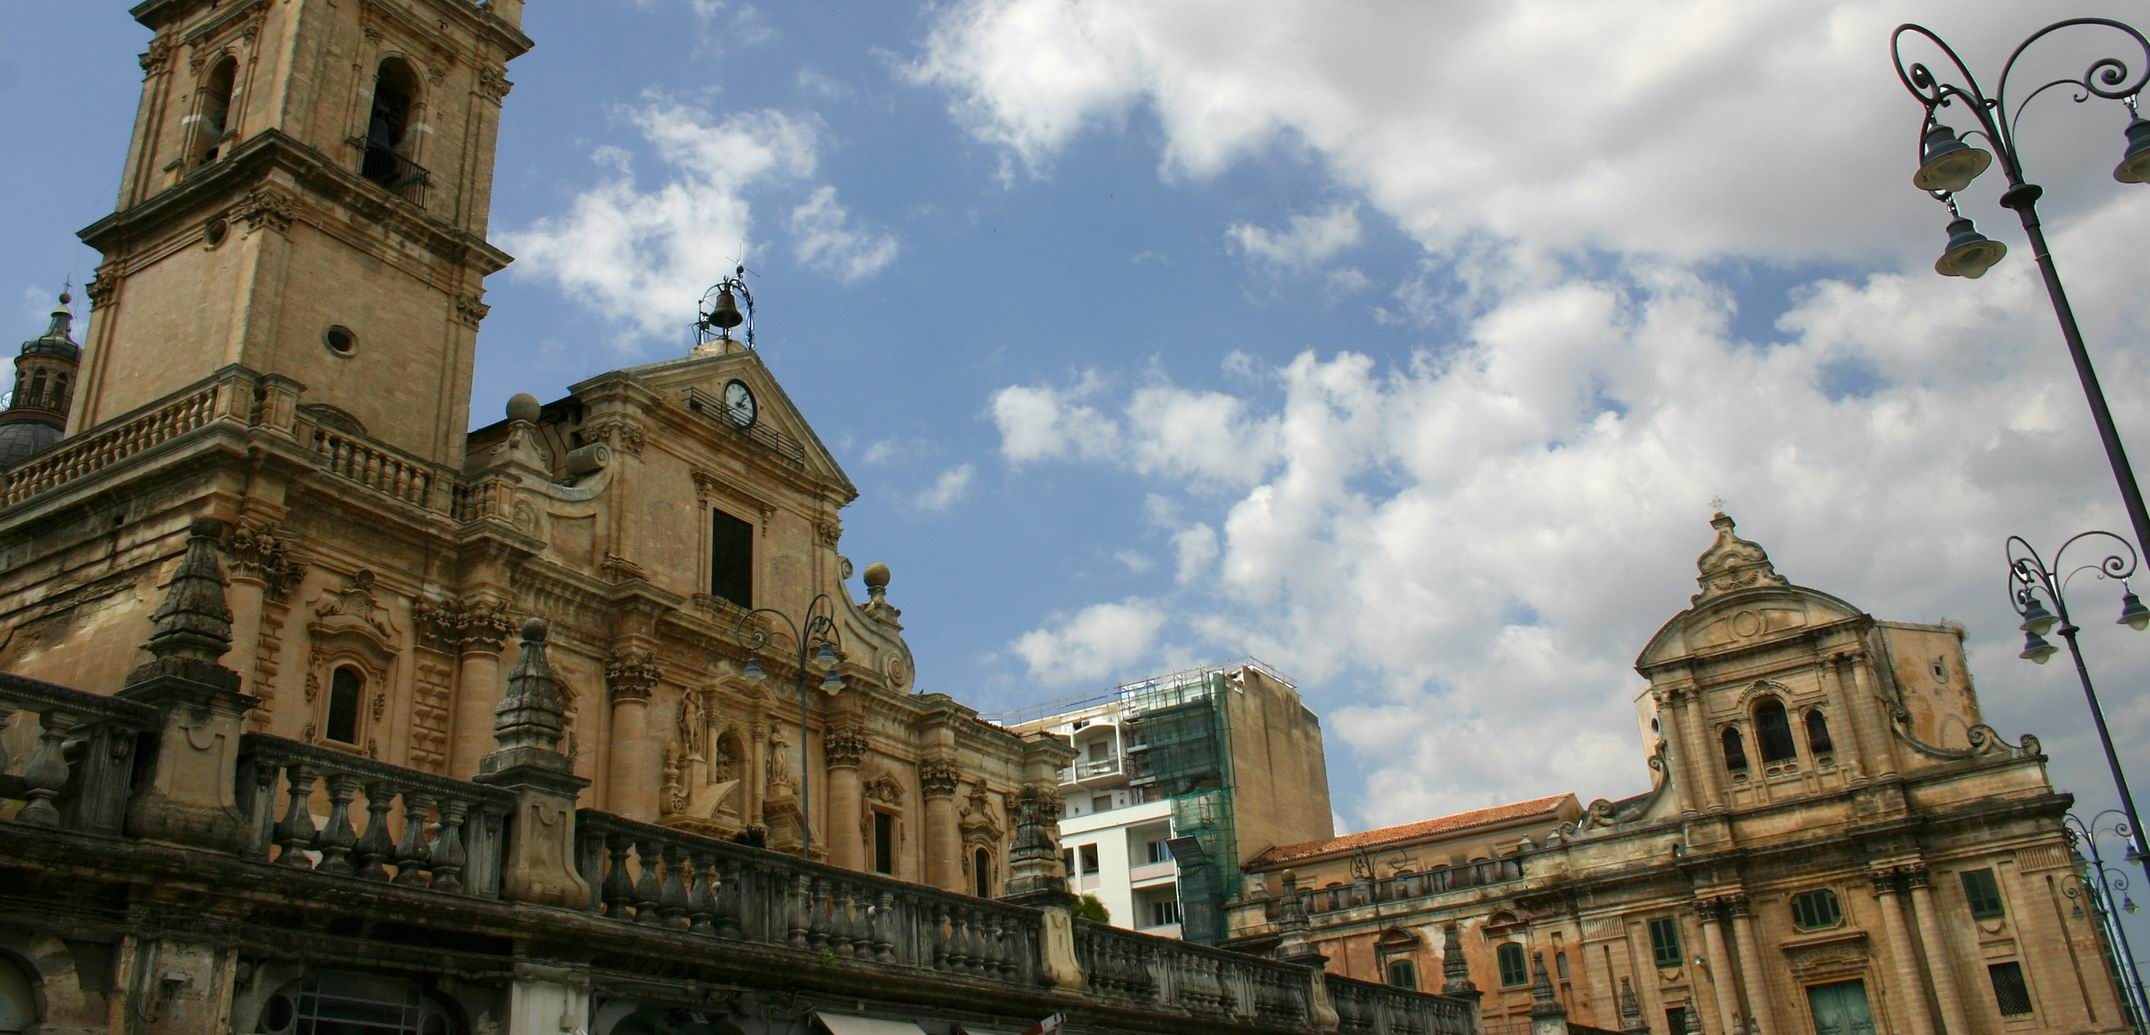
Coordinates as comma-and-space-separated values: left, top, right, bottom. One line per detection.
1891, 20, 2150, 557
2064, 811, 2149, 1034
2007, 531, 2150, 883
734, 594, 847, 859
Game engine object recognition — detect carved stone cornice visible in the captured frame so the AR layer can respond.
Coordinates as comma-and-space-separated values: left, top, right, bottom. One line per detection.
919, 757, 961, 798
1900, 863, 1931, 890
139, 37, 173, 74
226, 519, 306, 598
412, 597, 516, 654
1721, 893, 1751, 919
478, 65, 514, 102
453, 291, 490, 328
824, 722, 869, 768
604, 650, 661, 704
1868, 869, 1904, 896
85, 267, 117, 310
231, 186, 298, 235
1691, 897, 1725, 924
584, 418, 644, 457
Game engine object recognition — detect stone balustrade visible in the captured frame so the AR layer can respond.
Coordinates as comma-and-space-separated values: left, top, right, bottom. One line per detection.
0, 673, 159, 834
575, 812, 1042, 986
1328, 974, 1476, 1035
298, 418, 445, 511
1278, 857, 1526, 918
1075, 918, 1327, 1028
0, 368, 253, 505
235, 733, 515, 896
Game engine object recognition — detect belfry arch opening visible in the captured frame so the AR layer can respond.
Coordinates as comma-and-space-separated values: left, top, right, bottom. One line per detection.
361, 59, 424, 198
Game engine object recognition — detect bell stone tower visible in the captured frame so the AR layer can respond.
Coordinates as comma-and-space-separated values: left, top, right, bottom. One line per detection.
72, 0, 531, 467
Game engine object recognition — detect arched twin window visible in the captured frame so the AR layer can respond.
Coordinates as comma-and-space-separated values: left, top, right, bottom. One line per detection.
1805, 708, 1834, 756
1754, 698, 1797, 764
973, 847, 992, 898
1721, 727, 1748, 772
198, 57, 239, 164
325, 667, 363, 745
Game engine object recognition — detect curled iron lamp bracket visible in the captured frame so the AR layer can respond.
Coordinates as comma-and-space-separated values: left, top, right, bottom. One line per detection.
1895, 19, 2150, 183
2005, 530, 2138, 627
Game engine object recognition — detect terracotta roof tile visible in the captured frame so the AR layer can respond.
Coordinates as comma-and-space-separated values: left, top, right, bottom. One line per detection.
1254, 793, 1577, 865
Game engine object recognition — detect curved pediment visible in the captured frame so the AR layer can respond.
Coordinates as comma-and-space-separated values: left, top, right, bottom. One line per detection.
1636, 582, 1865, 670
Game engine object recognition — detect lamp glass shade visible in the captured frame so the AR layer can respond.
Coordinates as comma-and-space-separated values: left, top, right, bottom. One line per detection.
2117, 588, 2149, 630
2114, 119, 2150, 184
1913, 125, 1992, 193
2019, 597, 2060, 636
819, 670, 845, 694
2019, 629, 2059, 663
813, 641, 838, 668
742, 656, 765, 680
1935, 217, 2005, 279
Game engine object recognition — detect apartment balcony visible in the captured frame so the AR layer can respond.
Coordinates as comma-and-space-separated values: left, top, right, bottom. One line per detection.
1057, 755, 1124, 786
1128, 860, 1178, 886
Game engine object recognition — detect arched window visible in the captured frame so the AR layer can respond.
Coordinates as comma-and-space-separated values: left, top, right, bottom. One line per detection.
973, 847, 992, 898
325, 667, 362, 744
1721, 727, 1748, 772
362, 60, 421, 193
1754, 698, 1796, 764
198, 56, 239, 163
0, 953, 35, 1035
1386, 959, 1417, 989
1496, 943, 1528, 987
257, 972, 462, 1035
1805, 708, 1834, 756
27, 372, 45, 408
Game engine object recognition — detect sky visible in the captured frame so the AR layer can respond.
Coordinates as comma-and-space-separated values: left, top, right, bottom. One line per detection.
5, 1, 2150, 926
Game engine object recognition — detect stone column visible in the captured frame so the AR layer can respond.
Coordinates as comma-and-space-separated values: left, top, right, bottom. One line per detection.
1695, 899, 1742, 1035
1847, 651, 1900, 778
824, 719, 869, 870
1871, 869, 1938, 1035
222, 516, 301, 698
504, 963, 589, 1035
603, 649, 661, 817
1906, 865, 1973, 1034
1654, 688, 1696, 815
448, 602, 514, 780
1726, 895, 1779, 1035
1820, 652, 1869, 783
1675, 689, 1724, 812
920, 756, 963, 892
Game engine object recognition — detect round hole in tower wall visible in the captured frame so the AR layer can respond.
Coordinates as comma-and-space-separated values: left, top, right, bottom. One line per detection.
323, 325, 357, 356
203, 218, 228, 248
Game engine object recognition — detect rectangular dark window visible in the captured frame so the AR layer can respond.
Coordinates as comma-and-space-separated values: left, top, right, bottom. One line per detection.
1962, 868, 2006, 919
1063, 848, 1076, 876
1092, 795, 1113, 813
1147, 839, 1171, 864
873, 812, 894, 875
710, 508, 753, 608
1147, 898, 1181, 927
1791, 889, 1843, 930
1648, 916, 1683, 968
1079, 844, 1100, 875
1988, 961, 2033, 1016
1497, 943, 1528, 987
1665, 1008, 1688, 1034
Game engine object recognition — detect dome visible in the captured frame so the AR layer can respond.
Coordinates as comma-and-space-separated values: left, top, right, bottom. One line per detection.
20, 293, 80, 361
0, 419, 62, 467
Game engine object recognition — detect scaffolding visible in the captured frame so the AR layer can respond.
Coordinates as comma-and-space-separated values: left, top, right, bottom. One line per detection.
1128, 669, 1239, 945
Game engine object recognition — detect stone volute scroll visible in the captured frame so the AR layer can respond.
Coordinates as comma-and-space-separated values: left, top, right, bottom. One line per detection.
1691, 511, 1790, 604
119, 518, 258, 851
474, 618, 592, 908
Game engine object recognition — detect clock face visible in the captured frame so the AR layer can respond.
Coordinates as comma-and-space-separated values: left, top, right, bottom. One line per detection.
723, 379, 757, 426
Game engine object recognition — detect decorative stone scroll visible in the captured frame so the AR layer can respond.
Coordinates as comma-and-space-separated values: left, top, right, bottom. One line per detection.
1691, 512, 1790, 604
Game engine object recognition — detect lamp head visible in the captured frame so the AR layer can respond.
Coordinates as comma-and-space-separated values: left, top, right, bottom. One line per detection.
1913, 124, 1992, 193
742, 655, 765, 681
2018, 595, 2060, 636
2117, 584, 2149, 631
1935, 217, 2006, 279
2019, 628, 2060, 664
2114, 116, 2150, 184
2074, 902, 2087, 920
2126, 895, 2138, 914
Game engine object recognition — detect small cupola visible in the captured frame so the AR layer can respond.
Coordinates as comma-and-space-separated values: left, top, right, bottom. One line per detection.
0, 291, 82, 467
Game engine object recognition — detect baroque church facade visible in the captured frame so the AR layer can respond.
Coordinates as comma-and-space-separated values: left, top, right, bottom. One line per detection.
0, 0, 1061, 890
1227, 515, 2134, 1035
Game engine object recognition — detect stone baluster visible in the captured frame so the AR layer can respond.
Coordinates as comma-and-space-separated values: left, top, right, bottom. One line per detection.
600, 834, 635, 917
430, 799, 469, 894
393, 790, 435, 886
831, 885, 859, 958
932, 903, 957, 971
273, 763, 320, 866
685, 850, 716, 935
312, 773, 362, 875
631, 836, 663, 924
711, 855, 742, 937
656, 843, 689, 928
243, 759, 280, 857
16, 710, 75, 826
872, 891, 897, 963
353, 781, 397, 879
786, 873, 812, 948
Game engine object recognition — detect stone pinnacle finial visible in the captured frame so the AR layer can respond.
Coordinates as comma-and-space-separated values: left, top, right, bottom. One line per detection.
1528, 951, 1564, 1019
130, 518, 238, 689
1617, 977, 1646, 1033
482, 617, 572, 774
1440, 921, 1479, 997
1692, 511, 1788, 605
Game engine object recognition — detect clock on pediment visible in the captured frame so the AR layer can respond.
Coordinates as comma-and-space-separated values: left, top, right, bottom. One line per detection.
722, 378, 757, 428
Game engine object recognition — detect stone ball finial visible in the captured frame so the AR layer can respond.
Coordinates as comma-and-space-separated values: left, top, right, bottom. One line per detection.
863, 561, 891, 591
522, 616, 548, 642
57, 291, 71, 306
506, 392, 541, 423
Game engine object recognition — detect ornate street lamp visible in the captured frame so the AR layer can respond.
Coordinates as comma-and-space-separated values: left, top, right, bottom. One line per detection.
735, 594, 846, 859
1893, 20, 2150, 557
2063, 811, 2149, 1033
2007, 532, 2150, 883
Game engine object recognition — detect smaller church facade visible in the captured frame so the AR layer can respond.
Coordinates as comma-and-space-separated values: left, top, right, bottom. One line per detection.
1229, 515, 2133, 1035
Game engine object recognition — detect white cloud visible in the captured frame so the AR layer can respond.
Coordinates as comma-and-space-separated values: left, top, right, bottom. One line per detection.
1172, 523, 1217, 586
1225, 203, 1362, 270
862, 437, 929, 466
795, 66, 852, 99
502, 102, 819, 344
914, 463, 974, 512
789, 186, 900, 282
1113, 550, 1153, 574
989, 372, 1123, 463
1010, 599, 1169, 685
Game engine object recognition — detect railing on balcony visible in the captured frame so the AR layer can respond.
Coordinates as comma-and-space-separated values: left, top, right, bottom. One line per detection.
574, 812, 1043, 988
0, 674, 160, 835
1074, 919, 1319, 1028
352, 140, 430, 206
1328, 973, 1477, 1035
1, 368, 252, 505
1058, 755, 1123, 784
298, 417, 444, 511
1269, 857, 1526, 919
235, 734, 515, 898
683, 388, 807, 470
